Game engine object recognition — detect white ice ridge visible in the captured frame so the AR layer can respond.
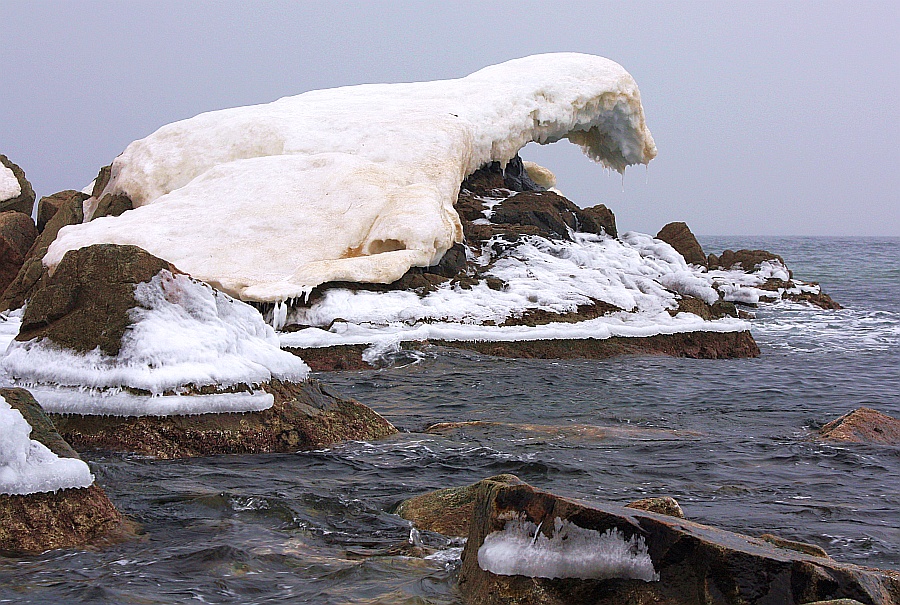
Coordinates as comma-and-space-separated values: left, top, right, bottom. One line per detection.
478, 515, 659, 582
0, 164, 21, 201
0, 395, 93, 495
45, 53, 656, 302
1, 271, 308, 414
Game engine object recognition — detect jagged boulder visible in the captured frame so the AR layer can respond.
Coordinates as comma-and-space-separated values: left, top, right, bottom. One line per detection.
0, 189, 85, 311
656, 221, 707, 267
819, 408, 900, 445
579, 203, 617, 238
0, 154, 35, 216
457, 479, 900, 605
0, 211, 38, 296
36, 190, 88, 233
0, 388, 128, 554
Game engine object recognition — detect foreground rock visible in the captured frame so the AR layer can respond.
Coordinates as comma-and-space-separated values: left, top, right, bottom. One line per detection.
457, 478, 899, 605
0, 154, 35, 216
819, 408, 900, 445
0, 388, 128, 554
50, 378, 396, 459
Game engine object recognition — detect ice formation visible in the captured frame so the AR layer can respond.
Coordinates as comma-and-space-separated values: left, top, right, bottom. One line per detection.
278, 230, 751, 350
45, 53, 656, 302
478, 515, 659, 582
0, 396, 93, 495
1, 271, 309, 416
0, 164, 20, 201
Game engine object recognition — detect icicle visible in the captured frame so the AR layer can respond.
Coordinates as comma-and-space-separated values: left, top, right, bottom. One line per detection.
272, 300, 288, 331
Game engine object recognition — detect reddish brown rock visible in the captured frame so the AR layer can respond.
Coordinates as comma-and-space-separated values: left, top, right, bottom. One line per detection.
0, 211, 38, 295
50, 378, 397, 459
458, 478, 900, 605
819, 408, 900, 445
656, 221, 707, 267
578, 203, 617, 238
0, 154, 36, 216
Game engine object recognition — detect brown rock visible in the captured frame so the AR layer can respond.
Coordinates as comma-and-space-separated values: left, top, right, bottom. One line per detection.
91, 192, 133, 220
0, 211, 38, 296
672, 296, 737, 321
36, 190, 88, 233
91, 165, 112, 199
0, 485, 129, 554
0, 154, 36, 216
489, 190, 581, 240
709, 248, 785, 271
50, 378, 397, 459
1, 387, 79, 459
394, 474, 522, 537
578, 204, 617, 238
656, 221, 707, 267
625, 496, 685, 519
760, 533, 830, 558
819, 408, 900, 445
458, 479, 900, 605
0, 189, 86, 311
16, 244, 178, 356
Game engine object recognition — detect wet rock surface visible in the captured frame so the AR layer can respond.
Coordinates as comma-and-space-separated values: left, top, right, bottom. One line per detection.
819, 407, 900, 445
457, 478, 900, 605
50, 378, 397, 459
625, 496, 686, 519
0, 154, 35, 216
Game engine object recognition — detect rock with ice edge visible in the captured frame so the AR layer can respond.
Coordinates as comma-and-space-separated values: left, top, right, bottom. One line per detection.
0, 397, 93, 495
45, 53, 656, 302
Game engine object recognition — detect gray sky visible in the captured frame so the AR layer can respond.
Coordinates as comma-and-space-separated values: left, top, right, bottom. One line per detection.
1, 1, 897, 236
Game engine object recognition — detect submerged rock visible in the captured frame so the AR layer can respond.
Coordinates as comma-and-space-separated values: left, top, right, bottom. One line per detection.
819, 407, 900, 445
457, 478, 900, 605
656, 221, 706, 267
0, 154, 35, 216
50, 378, 396, 459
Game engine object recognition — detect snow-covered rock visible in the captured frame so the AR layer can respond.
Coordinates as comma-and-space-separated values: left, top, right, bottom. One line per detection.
0, 154, 35, 216
45, 53, 656, 303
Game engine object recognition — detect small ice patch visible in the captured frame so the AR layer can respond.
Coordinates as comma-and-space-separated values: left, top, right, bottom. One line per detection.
0, 397, 93, 495
478, 515, 658, 582
0, 164, 21, 201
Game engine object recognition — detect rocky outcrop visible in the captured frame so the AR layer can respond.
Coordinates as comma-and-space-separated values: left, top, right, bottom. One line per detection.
656, 221, 707, 267
0, 211, 38, 296
457, 478, 900, 605
0, 154, 36, 216
15, 243, 178, 355
0, 188, 86, 311
819, 408, 900, 445
579, 203, 617, 238
50, 378, 396, 459
36, 190, 88, 233
0, 387, 129, 554
708, 248, 785, 272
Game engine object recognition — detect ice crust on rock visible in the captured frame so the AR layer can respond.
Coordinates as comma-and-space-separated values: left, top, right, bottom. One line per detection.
478, 515, 659, 582
1, 271, 309, 415
46, 53, 656, 302
0, 164, 21, 201
279, 230, 749, 349
0, 397, 93, 495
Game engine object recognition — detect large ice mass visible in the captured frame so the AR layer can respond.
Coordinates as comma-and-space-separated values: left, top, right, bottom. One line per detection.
1, 271, 309, 416
0, 164, 21, 200
0, 396, 93, 495
45, 53, 656, 302
478, 515, 659, 582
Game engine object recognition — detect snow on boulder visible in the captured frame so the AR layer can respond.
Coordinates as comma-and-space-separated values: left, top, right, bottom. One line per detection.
1, 244, 309, 416
0, 154, 36, 216
45, 53, 656, 303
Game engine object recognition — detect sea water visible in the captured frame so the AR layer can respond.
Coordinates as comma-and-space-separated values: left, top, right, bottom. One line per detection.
0, 236, 897, 604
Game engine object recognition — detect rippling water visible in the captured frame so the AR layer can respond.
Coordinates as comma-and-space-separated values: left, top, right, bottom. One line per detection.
1, 237, 898, 604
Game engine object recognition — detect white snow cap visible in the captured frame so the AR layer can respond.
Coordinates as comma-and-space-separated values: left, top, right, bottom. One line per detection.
46, 53, 656, 302
2, 271, 309, 415
0, 164, 21, 201
0, 395, 93, 495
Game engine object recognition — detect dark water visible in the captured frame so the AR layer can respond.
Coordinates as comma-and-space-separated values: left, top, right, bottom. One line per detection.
1, 237, 898, 604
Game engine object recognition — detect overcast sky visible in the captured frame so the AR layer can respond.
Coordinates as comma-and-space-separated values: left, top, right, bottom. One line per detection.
1, 1, 897, 236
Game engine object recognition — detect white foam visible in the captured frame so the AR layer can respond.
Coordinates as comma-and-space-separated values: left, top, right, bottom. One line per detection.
0, 164, 21, 201
45, 53, 655, 302
0, 396, 93, 495
478, 515, 658, 581
1, 271, 308, 415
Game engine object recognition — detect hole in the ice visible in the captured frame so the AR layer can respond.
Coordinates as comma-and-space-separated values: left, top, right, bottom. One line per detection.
368, 239, 406, 254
